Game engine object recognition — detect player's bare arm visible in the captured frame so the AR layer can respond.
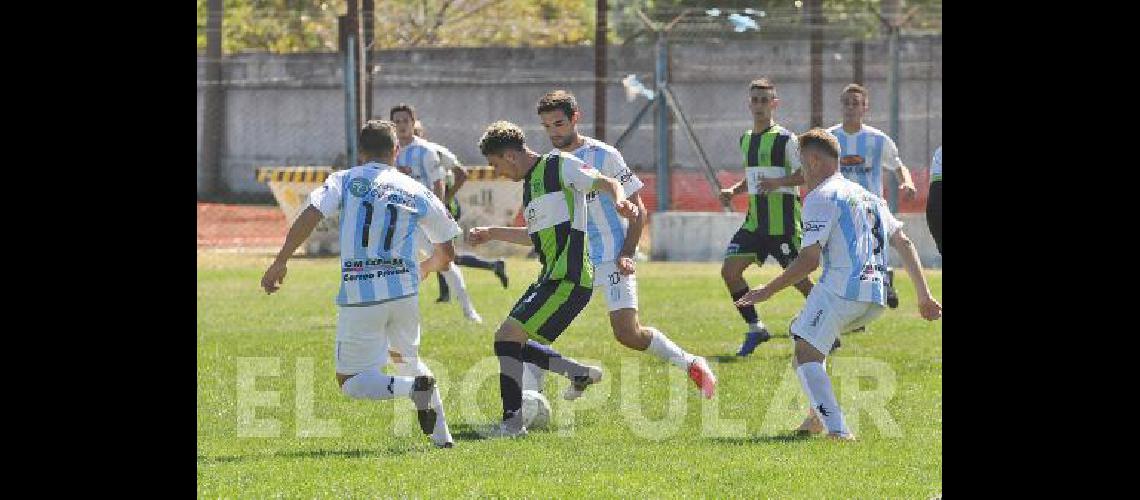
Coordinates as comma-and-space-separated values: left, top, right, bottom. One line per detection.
720, 179, 747, 204
897, 164, 917, 200
735, 243, 822, 306
889, 229, 942, 320
446, 166, 467, 203
591, 176, 637, 218
759, 171, 805, 191
616, 192, 648, 275
419, 241, 457, 281
261, 205, 324, 294
467, 226, 531, 246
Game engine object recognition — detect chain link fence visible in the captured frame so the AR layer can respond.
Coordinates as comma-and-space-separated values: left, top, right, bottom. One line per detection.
198, 2, 941, 252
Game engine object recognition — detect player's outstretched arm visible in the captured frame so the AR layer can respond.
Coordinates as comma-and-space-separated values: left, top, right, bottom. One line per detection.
889, 229, 941, 320
736, 244, 821, 306
420, 241, 457, 281
467, 226, 531, 246
591, 176, 638, 218
261, 205, 323, 294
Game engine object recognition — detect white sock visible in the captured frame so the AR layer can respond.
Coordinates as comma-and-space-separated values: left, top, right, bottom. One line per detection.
645, 326, 695, 370
341, 369, 414, 400
393, 357, 432, 378
796, 362, 849, 435
522, 362, 546, 392
429, 387, 453, 445
748, 321, 766, 333
441, 263, 474, 310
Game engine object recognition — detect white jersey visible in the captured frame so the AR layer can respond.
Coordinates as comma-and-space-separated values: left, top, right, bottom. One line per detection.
309, 162, 460, 306
571, 136, 644, 265
801, 173, 903, 305
395, 137, 444, 191
930, 146, 942, 182
826, 124, 904, 197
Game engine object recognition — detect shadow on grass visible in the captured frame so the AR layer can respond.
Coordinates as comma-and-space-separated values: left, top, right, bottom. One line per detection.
707, 433, 815, 445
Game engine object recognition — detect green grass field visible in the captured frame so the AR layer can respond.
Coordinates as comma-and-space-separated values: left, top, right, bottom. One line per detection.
197, 252, 941, 497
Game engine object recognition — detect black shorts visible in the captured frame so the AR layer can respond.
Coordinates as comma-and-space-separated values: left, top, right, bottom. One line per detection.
508, 279, 593, 344
724, 227, 800, 268
926, 180, 942, 256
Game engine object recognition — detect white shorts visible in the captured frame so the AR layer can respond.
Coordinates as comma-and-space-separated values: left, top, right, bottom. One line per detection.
334, 296, 421, 375
592, 260, 639, 312
789, 286, 885, 356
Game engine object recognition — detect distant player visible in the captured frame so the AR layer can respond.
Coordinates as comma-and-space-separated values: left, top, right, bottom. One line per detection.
736, 128, 941, 440
719, 78, 814, 356
390, 104, 482, 323
412, 121, 510, 302
826, 84, 919, 309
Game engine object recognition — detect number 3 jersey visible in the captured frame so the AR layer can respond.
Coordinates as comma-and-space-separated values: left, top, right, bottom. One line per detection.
309, 162, 461, 306
801, 173, 903, 305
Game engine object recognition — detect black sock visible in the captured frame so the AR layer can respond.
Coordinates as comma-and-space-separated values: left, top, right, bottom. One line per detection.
730, 287, 759, 325
522, 340, 587, 379
437, 272, 449, 296
456, 254, 496, 270
494, 341, 524, 420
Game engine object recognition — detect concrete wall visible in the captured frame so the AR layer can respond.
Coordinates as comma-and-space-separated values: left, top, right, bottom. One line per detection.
197, 36, 941, 197
650, 211, 941, 267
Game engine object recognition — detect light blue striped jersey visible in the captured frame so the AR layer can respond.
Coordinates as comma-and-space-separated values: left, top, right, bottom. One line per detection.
395, 137, 444, 191
801, 173, 903, 305
826, 124, 903, 198
930, 146, 942, 183
570, 136, 644, 265
308, 162, 460, 306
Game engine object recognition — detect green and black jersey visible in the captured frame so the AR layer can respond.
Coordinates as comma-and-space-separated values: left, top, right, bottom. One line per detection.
739, 125, 803, 241
521, 151, 600, 288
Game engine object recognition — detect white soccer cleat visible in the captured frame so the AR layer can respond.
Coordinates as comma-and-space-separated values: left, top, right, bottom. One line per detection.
826, 432, 857, 442
688, 356, 717, 399
462, 305, 483, 324
562, 365, 604, 401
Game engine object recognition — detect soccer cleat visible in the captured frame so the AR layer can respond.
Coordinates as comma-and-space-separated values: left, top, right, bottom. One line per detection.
563, 365, 604, 400
435, 293, 450, 304
826, 432, 857, 442
829, 338, 841, 354
484, 414, 528, 438
493, 260, 509, 289
433, 440, 455, 449
410, 376, 438, 435
462, 304, 483, 324
688, 356, 717, 399
736, 328, 772, 356
794, 412, 824, 436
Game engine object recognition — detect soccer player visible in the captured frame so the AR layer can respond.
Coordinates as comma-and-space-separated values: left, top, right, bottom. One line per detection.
467, 120, 638, 436
259, 119, 459, 448
927, 146, 942, 256
735, 128, 942, 440
412, 121, 510, 302
719, 78, 814, 356
390, 104, 482, 323
826, 84, 919, 309
529, 89, 716, 399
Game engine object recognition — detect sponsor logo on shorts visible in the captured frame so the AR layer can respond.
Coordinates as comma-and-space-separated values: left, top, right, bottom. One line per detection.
803, 220, 826, 232
526, 208, 537, 223
780, 243, 791, 255
609, 272, 621, 285
726, 243, 741, 255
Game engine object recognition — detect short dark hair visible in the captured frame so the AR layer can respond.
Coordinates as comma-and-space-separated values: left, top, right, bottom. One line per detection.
389, 103, 416, 120
536, 90, 578, 118
359, 119, 397, 156
750, 78, 775, 91
842, 83, 868, 99
478, 121, 526, 156
798, 128, 840, 159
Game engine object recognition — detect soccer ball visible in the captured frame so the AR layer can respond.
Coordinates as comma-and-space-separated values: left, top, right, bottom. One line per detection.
520, 390, 551, 429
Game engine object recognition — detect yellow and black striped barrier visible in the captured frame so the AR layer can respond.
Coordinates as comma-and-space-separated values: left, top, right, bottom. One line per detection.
255, 166, 333, 184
